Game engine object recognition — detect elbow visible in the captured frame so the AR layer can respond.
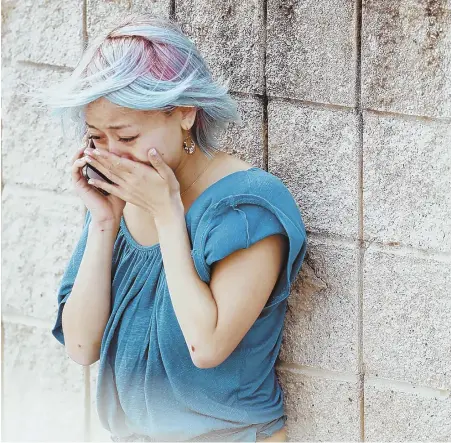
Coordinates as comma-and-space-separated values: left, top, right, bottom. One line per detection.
189, 335, 232, 369
66, 344, 100, 367
192, 356, 220, 369
191, 348, 228, 369
69, 353, 99, 366
67, 351, 99, 366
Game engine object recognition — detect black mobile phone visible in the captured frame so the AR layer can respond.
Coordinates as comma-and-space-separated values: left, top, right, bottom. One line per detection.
81, 140, 114, 196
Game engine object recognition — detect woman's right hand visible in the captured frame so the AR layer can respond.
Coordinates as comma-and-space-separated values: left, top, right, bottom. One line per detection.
71, 133, 126, 229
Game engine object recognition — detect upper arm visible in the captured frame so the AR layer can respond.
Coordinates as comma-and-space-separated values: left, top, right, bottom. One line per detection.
203, 233, 289, 368
190, 192, 308, 369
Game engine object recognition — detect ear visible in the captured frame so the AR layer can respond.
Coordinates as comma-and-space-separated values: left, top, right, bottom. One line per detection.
180, 106, 197, 130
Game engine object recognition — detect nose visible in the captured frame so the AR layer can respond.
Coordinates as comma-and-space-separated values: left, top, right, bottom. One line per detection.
108, 141, 126, 157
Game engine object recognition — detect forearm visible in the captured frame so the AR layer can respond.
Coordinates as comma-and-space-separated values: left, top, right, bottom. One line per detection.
155, 199, 218, 367
62, 221, 116, 365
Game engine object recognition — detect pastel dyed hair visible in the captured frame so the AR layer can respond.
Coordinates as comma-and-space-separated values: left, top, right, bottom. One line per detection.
34, 13, 243, 158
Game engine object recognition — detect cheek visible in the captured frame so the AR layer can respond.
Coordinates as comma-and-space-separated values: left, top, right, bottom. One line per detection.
139, 132, 181, 158
127, 142, 166, 166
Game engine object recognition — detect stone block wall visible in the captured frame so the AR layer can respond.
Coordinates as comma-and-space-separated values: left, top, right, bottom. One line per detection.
2, 0, 450, 441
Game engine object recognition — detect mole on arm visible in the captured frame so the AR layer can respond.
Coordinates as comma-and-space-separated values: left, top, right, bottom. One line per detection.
191, 345, 195, 352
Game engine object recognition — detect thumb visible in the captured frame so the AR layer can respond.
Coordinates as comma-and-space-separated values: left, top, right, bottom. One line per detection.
147, 148, 168, 178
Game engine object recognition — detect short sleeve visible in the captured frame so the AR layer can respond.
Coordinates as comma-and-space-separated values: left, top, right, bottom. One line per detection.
191, 193, 307, 309
52, 209, 92, 345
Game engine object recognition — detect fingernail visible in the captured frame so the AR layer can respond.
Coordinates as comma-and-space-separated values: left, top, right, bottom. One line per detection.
93, 150, 101, 156
150, 148, 157, 156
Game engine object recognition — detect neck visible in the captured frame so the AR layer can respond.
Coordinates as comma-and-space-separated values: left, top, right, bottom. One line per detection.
174, 146, 216, 195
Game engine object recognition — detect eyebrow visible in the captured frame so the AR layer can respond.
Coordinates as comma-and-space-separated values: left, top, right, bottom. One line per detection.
86, 122, 133, 130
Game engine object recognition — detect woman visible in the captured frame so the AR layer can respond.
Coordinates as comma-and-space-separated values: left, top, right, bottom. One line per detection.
40, 13, 307, 442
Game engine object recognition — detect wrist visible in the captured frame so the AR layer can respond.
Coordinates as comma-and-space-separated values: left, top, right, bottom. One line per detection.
154, 196, 184, 229
90, 219, 120, 234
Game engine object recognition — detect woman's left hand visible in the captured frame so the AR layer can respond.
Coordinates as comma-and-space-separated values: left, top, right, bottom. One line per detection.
84, 146, 183, 222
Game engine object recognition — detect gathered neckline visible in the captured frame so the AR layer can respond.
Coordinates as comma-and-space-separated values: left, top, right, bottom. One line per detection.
119, 166, 260, 252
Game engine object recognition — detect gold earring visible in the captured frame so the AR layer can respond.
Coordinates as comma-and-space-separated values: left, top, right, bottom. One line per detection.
183, 133, 196, 155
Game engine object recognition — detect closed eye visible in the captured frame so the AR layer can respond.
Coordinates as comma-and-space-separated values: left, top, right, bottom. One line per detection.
119, 136, 138, 143
89, 135, 138, 143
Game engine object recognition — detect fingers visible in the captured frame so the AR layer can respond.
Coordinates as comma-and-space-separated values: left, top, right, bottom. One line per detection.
86, 176, 119, 198
71, 154, 91, 184
71, 146, 86, 165
70, 134, 90, 164
83, 150, 137, 187
70, 133, 92, 184
73, 134, 92, 178
83, 154, 120, 184
88, 149, 137, 175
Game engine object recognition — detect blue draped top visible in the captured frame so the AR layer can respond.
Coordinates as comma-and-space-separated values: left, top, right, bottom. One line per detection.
52, 166, 308, 442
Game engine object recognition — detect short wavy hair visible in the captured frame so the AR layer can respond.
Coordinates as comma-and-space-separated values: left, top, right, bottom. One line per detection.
34, 13, 243, 158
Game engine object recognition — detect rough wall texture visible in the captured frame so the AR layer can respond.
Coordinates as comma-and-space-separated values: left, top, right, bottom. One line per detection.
1, 0, 450, 441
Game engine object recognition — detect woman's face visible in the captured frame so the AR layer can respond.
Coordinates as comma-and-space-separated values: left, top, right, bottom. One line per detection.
84, 97, 197, 170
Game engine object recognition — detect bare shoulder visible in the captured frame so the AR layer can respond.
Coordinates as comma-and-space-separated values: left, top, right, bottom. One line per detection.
183, 152, 255, 210
210, 151, 254, 179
